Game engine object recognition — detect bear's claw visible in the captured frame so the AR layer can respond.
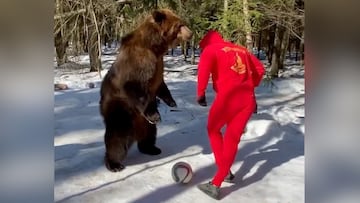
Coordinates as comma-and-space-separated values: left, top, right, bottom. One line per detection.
105, 158, 125, 172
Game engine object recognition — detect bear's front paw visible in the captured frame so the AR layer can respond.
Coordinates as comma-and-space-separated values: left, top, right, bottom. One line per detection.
138, 145, 162, 155
167, 100, 177, 107
105, 158, 125, 172
144, 112, 161, 124
163, 98, 177, 107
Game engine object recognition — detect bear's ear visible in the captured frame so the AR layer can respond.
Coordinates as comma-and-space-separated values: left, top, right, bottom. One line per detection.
152, 10, 166, 24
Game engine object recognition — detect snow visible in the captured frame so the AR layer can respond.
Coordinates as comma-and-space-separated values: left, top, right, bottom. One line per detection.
54, 51, 304, 203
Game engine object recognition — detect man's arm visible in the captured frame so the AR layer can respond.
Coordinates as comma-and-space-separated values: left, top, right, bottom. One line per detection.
248, 52, 265, 87
197, 48, 215, 102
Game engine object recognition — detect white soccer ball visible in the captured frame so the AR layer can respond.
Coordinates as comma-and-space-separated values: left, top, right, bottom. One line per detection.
171, 161, 193, 184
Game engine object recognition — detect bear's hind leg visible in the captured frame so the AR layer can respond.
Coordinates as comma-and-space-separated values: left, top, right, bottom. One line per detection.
104, 131, 134, 172
137, 123, 161, 155
103, 100, 134, 172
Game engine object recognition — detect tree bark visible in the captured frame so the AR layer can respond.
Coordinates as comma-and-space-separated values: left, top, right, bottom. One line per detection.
279, 0, 295, 68
77, 23, 86, 54
257, 30, 262, 58
182, 42, 188, 61
87, 1, 102, 74
54, 0, 68, 67
279, 28, 290, 70
223, 0, 228, 30
54, 32, 68, 66
72, 22, 86, 56
243, 0, 253, 50
299, 28, 305, 66
191, 37, 196, 64
269, 23, 284, 78
224, 0, 228, 11
54, 9, 86, 20
267, 26, 275, 64
154, 0, 158, 9
88, 27, 102, 72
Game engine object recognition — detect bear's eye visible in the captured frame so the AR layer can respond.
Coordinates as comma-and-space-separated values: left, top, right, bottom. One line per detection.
176, 24, 184, 31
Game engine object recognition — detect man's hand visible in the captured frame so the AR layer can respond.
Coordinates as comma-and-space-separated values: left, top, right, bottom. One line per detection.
197, 95, 207, 106
254, 102, 258, 114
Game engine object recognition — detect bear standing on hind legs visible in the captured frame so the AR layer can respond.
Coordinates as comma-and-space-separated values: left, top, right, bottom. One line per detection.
99, 9, 193, 172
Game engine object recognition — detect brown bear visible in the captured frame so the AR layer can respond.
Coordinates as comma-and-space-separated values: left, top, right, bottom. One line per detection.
100, 8, 193, 172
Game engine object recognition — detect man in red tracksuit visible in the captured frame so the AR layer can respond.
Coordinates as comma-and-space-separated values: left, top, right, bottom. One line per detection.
196, 30, 265, 199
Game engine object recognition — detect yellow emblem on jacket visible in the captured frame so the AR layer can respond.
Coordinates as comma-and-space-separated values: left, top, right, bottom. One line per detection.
222, 47, 246, 74
230, 53, 246, 74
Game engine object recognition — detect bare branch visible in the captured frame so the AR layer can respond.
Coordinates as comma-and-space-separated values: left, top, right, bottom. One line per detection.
115, 0, 133, 4
54, 8, 86, 20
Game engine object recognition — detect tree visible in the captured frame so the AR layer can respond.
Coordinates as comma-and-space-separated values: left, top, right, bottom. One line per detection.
53, 0, 304, 79
86, 0, 102, 73
259, 0, 304, 77
243, 0, 253, 50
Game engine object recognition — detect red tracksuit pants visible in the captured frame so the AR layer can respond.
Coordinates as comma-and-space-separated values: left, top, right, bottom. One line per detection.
207, 89, 256, 187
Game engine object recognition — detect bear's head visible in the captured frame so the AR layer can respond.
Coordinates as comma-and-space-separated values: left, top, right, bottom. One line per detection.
150, 9, 193, 48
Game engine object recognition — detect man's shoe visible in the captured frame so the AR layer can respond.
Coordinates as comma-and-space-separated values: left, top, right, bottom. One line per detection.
197, 182, 220, 200
224, 171, 235, 183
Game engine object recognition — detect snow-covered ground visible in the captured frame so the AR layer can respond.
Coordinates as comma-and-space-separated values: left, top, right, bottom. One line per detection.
54, 51, 304, 203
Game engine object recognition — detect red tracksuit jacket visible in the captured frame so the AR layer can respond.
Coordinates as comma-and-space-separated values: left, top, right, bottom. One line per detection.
197, 31, 265, 99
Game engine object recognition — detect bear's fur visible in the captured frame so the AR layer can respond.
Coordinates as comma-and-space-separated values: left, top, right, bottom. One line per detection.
100, 9, 192, 172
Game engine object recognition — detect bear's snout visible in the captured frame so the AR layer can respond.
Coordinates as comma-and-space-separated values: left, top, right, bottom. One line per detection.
179, 26, 193, 41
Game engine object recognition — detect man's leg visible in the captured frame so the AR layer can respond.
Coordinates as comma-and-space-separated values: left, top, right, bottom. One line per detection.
211, 102, 255, 187
206, 96, 228, 167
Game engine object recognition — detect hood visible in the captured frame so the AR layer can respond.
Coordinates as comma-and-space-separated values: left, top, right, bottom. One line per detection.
199, 30, 224, 49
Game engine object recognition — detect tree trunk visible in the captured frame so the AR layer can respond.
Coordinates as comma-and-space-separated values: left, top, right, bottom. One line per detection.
279, 28, 290, 70
288, 39, 293, 59
181, 42, 184, 55
191, 37, 196, 64
88, 27, 102, 72
182, 42, 188, 61
299, 28, 305, 65
78, 26, 86, 54
73, 24, 85, 56
269, 23, 284, 78
267, 26, 275, 64
87, 1, 102, 74
243, 0, 253, 51
54, 0, 68, 67
54, 32, 68, 67
295, 40, 299, 61
83, 19, 89, 53
279, 0, 295, 67
299, 4, 305, 65
257, 30, 262, 58
223, 0, 228, 30
154, 0, 158, 9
